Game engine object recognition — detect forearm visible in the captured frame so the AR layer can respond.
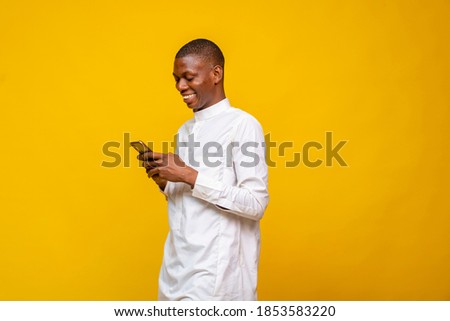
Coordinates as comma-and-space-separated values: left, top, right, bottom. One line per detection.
191, 172, 269, 221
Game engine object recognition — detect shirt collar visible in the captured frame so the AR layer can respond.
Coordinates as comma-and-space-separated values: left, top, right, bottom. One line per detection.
194, 98, 230, 122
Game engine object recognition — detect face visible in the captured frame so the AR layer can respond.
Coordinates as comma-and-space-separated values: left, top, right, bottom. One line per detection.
173, 55, 223, 112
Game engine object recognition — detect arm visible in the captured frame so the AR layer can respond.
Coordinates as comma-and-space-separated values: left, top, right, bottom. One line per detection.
191, 116, 269, 221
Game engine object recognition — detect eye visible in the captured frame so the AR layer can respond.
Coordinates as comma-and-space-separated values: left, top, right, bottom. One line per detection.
186, 77, 194, 82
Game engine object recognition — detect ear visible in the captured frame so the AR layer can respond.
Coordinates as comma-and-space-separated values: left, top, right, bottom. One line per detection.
212, 65, 223, 85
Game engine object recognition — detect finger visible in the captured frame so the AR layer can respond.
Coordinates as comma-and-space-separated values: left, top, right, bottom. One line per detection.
138, 151, 153, 161
147, 159, 164, 168
145, 163, 161, 173
138, 151, 163, 161
151, 175, 162, 184
147, 167, 159, 178
143, 161, 156, 169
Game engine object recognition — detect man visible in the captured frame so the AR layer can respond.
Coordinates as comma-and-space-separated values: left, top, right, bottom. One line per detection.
139, 39, 269, 300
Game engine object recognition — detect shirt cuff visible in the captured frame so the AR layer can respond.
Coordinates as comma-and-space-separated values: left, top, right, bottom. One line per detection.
159, 181, 170, 199
191, 172, 223, 203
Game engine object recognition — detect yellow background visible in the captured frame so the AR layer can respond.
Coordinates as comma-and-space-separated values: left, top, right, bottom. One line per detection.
1, 0, 449, 300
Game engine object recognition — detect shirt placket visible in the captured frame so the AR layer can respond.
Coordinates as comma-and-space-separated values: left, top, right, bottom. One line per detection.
177, 120, 203, 232
190, 120, 203, 168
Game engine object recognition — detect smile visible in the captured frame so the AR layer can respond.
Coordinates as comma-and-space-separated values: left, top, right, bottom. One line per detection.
183, 94, 195, 99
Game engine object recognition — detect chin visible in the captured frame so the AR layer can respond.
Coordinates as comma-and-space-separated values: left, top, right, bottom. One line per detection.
188, 103, 202, 112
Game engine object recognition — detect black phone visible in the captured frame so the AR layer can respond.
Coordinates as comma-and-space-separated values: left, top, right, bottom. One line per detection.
131, 140, 153, 166
130, 140, 152, 154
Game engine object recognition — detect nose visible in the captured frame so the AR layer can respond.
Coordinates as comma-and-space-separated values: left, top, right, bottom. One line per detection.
176, 78, 189, 92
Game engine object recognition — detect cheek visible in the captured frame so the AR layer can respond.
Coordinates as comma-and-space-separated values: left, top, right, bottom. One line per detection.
192, 82, 207, 95
197, 80, 215, 93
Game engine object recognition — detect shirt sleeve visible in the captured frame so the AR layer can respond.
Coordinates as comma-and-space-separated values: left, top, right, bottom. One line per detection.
191, 115, 269, 221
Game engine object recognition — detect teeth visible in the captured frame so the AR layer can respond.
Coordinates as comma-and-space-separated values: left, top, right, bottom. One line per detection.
183, 94, 195, 99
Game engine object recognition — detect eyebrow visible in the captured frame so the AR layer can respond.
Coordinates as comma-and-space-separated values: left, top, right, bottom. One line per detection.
172, 71, 196, 78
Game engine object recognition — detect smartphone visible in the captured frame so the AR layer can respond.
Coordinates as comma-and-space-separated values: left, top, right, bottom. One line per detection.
130, 140, 152, 154
131, 141, 153, 167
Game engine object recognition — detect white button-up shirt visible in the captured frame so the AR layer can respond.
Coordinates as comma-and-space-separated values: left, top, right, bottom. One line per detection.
158, 98, 269, 300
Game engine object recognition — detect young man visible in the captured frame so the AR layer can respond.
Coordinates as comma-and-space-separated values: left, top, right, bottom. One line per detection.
139, 39, 269, 300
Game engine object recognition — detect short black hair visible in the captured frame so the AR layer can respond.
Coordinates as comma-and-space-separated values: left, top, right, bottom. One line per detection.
175, 38, 225, 68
